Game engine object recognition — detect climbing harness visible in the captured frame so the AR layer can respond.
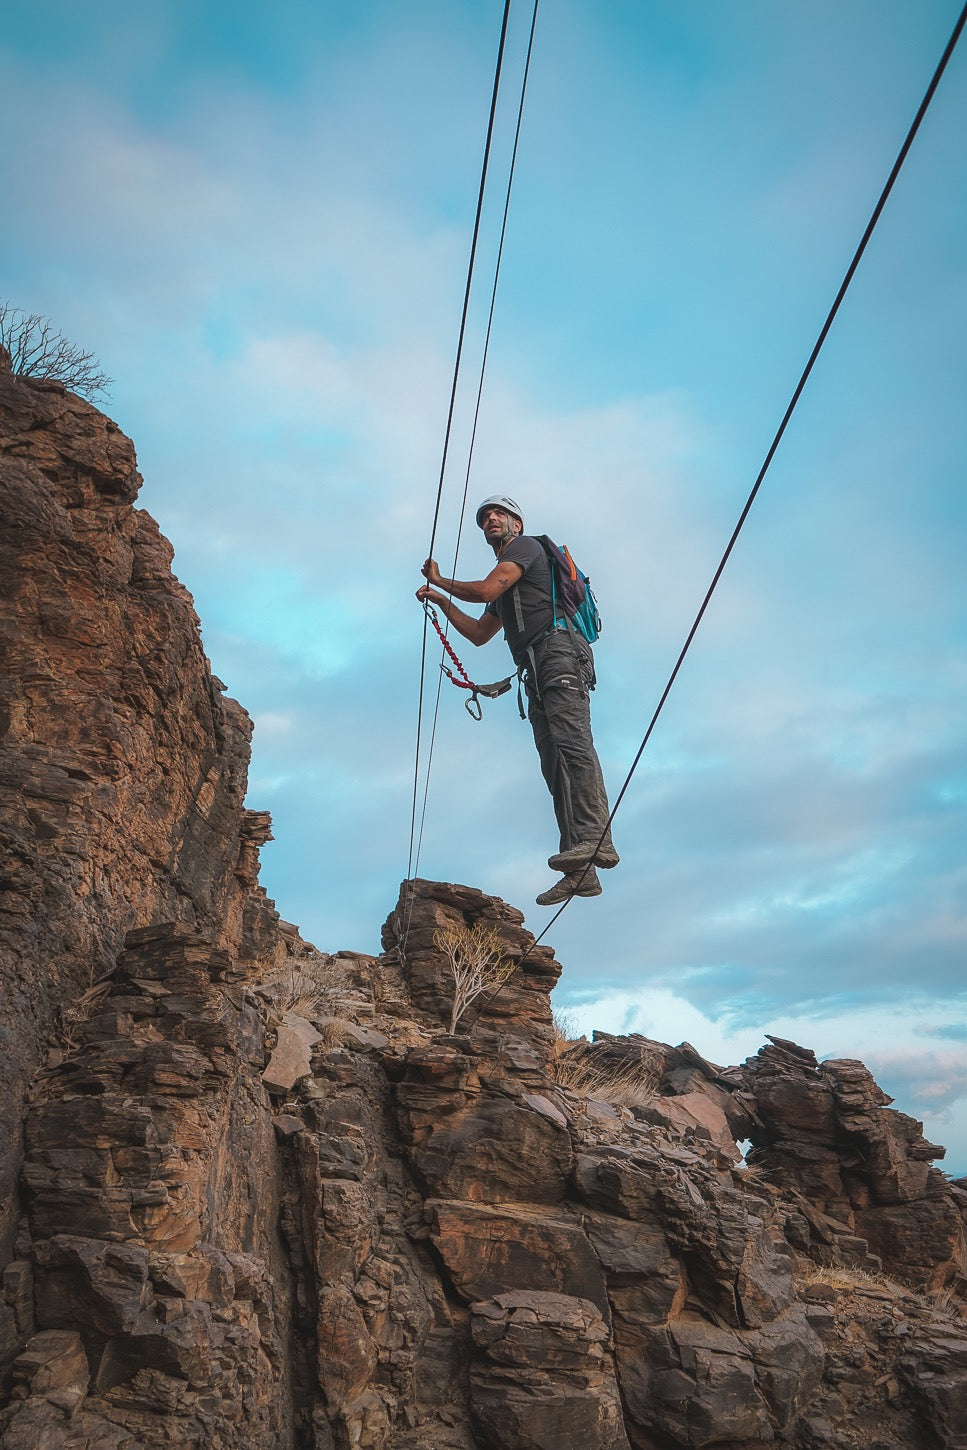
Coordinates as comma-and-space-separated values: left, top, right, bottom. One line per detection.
423, 602, 512, 720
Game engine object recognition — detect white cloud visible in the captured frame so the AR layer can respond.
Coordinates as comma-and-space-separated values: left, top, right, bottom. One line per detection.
251, 711, 294, 738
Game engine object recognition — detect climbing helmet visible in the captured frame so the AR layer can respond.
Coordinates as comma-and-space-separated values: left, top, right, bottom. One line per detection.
475, 495, 523, 530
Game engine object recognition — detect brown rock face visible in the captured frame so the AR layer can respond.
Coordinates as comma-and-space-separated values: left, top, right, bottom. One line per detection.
470, 1292, 630, 1449
2, 372, 966, 1448
0, 365, 275, 1282
739, 1036, 966, 1292
11, 926, 289, 1447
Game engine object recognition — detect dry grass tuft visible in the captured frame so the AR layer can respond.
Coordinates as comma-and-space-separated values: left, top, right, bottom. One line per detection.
263, 953, 340, 1019
734, 1160, 772, 1186
926, 1283, 967, 1318
550, 1008, 581, 1052
798, 1264, 906, 1296
553, 1047, 661, 1109
313, 1016, 358, 1050
798, 1263, 966, 1319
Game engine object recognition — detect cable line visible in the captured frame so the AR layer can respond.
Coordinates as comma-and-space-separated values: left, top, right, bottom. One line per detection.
518, 0, 967, 957
410, 0, 541, 882
406, 0, 512, 886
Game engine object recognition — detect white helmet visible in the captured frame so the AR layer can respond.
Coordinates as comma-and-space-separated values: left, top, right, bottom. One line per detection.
475, 495, 523, 529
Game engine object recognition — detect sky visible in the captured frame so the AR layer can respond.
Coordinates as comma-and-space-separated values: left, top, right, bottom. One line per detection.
2, 0, 965, 1172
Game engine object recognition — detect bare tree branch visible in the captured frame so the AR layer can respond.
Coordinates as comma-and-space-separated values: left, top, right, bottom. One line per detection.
0, 303, 112, 400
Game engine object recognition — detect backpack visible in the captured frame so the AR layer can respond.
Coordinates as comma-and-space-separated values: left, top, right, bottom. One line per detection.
535, 535, 601, 644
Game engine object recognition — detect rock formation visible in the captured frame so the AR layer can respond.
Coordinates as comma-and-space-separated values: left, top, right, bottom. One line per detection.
1, 358, 966, 1447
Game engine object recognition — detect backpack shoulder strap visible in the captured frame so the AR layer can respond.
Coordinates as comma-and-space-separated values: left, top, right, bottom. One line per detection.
507, 534, 550, 635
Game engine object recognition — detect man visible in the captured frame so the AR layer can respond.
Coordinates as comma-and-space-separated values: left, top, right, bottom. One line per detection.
416, 495, 618, 906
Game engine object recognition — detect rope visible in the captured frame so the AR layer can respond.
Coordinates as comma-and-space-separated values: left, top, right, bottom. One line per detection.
407, 0, 541, 886
406, 0, 512, 887
411, 0, 542, 846
514, 0, 967, 963
423, 601, 513, 719
425, 602, 478, 691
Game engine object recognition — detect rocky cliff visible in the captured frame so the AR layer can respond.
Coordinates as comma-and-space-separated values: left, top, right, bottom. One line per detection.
1, 357, 965, 1449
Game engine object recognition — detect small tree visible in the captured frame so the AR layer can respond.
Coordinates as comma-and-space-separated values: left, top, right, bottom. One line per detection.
0, 302, 112, 400
433, 921, 516, 1033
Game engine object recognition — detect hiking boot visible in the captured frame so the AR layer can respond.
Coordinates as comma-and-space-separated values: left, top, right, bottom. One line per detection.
548, 840, 620, 873
535, 867, 602, 906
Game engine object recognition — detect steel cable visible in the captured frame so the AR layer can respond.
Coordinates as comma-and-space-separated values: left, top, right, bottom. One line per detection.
406, 0, 513, 887
518, 0, 967, 958
410, 0, 541, 882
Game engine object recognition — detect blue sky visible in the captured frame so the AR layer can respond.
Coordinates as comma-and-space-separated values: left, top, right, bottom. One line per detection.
2, 0, 965, 1172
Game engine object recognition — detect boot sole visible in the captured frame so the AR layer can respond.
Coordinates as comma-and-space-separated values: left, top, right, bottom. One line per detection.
548, 851, 619, 872
536, 882, 603, 906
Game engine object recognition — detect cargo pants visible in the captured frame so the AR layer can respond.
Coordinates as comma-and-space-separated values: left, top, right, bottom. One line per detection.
524, 630, 615, 856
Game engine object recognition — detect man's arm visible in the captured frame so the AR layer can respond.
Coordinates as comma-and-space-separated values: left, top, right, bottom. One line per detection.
415, 586, 502, 647
421, 556, 523, 604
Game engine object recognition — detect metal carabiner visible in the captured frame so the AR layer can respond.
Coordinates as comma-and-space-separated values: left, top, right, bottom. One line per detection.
464, 692, 483, 722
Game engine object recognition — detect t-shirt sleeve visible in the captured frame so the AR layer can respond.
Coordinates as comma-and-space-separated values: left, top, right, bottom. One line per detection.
501, 536, 542, 572
485, 536, 540, 616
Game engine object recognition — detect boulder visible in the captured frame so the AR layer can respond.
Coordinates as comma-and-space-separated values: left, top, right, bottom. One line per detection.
470, 1292, 630, 1450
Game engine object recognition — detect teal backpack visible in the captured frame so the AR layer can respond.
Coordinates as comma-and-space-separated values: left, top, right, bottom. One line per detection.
535, 535, 601, 643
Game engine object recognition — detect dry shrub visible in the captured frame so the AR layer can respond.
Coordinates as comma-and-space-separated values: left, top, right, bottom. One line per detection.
56, 977, 113, 1050
263, 953, 339, 1019
433, 921, 515, 1033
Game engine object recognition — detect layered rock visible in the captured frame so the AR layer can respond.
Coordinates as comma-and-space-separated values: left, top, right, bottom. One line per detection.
4, 925, 290, 1449
2, 366, 966, 1447
0, 360, 289, 1312
739, 1035, 966, 1292
5, 872, 967, 1447
0, 359, 295, 1407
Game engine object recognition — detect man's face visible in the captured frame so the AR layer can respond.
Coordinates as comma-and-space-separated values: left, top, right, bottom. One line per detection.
480, 508, 520, 546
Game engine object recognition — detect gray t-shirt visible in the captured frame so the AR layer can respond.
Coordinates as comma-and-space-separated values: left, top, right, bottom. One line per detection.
485, 535, 554, 665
